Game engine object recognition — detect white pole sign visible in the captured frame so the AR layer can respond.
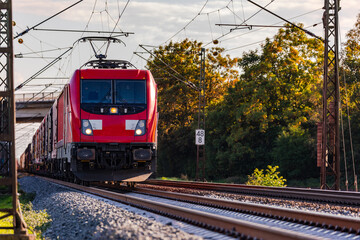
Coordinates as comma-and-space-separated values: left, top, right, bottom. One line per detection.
195, 129, 205, 145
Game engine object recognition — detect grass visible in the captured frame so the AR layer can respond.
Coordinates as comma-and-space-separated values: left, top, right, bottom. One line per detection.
159, 174, 190, 181
0, 194, 14, 234
0, 195, 13, 209
0, 190, 51, 239
0, 194, 15, 235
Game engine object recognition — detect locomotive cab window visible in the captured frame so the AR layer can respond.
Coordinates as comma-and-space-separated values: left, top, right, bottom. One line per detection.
81, 80, 112, 103
115, 80, 146, 104
81, 79, 147, 115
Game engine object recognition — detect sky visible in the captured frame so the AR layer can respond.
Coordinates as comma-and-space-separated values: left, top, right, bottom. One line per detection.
12, 0, 360, 157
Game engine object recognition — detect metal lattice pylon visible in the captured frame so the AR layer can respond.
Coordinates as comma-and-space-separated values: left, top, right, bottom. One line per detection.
196, 48, 206, 181
0, 0, 31, 238
321, 0, 340, 190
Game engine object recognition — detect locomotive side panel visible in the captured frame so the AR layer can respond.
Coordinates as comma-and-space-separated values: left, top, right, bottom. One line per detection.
44, 114, 48, 158
35, 129, 40, 164
65, 85, 73, 145
57, 91, 65, 148
24, 143, 31, 171
19, 152, 25, 171
47, 108, 52, 159
145, 72, 158, 143
69, 70, 81, 143
51, 101, 57, 158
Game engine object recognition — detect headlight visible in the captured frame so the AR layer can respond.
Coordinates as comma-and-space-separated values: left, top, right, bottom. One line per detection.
110, 107, 118, 114
82, 120, 93, 136
135, 120, 146, 136
85, 128, 92, 135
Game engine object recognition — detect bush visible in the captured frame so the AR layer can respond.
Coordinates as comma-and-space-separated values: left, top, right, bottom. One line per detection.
246, 165, 287, 187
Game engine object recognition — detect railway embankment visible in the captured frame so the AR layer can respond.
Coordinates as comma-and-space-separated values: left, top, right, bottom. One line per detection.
18, 176, 203, 240
18, 176, 360, 239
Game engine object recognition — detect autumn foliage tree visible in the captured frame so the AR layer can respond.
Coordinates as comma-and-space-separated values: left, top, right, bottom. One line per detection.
340, 13, 360, 187
146, 18, 360, 187
146, 39, 239, 177
206, 24, 324, 183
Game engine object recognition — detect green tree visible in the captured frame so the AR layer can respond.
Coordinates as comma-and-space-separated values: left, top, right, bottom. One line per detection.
340, 13, 360, 189
206, 24, 323, 181
271, 125, 317, 180
146, 39, 239, 178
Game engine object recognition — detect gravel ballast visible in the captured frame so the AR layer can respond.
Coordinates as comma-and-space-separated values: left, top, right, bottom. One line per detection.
138, 184, 360, 218
19, 176, 204, 240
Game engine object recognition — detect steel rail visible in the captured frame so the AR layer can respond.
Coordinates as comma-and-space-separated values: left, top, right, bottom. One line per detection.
135, 187, 360, 233
144, 180, 360, 205
38, 177, 324, 240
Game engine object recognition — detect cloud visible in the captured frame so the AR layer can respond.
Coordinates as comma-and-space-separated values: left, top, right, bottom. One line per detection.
14, 70, 24, 87
12, 0, 360, 81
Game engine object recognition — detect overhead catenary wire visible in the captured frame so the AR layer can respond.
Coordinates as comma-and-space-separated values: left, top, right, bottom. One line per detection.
226, 4, 244, 23
18, 82, 67, 86
135, 0, 235, 69
241, 0, 246, 21
340, 101, 349, 191
162, 0, 210, 45
138, 45, 199, 91
14, 0, 133, 157
15, 123, 37, 133
15, 25, 68, 51
16, 86, 51, 108
15, 47, 73, 91
217, 5, 321, 47
134, 52, 199, 91
246, 0, 323, 42
15, 126, 40, 141
338, 20, 358, 191
60, 0, 131, 72
203, 0, 276, 47
131, 0, 238, 65
136, 52, 198, 91
56, 0, 101, 76
110, 0, 131, 37
33, 28, 133, 36
222, 9, 323, 52
341, 70, 358, 191
14, 0, 84, 39
21, 2, 119, 89
15, 47, 71, 58
19, 0, 132, 92
218, 21, 322, 32
14, 36, 70, 83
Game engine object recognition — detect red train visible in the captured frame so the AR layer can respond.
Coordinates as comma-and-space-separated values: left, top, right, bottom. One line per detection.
24, 60, 158, 183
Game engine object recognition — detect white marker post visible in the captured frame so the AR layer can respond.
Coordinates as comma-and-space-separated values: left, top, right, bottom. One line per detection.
195, 129, 205, 145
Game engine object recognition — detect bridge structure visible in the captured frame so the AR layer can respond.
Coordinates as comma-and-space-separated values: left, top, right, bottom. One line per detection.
15, 92, 57, 123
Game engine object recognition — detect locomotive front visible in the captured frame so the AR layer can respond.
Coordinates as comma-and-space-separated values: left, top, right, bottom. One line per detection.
68, 69, 158, 181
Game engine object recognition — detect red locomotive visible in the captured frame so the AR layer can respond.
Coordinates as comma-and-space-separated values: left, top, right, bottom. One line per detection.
24, 38, 158, 182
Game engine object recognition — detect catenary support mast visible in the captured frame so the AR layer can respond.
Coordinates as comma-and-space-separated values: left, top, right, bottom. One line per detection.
196, 48, 206, 180
321, 0, 340, 190
0, 0, 32, 238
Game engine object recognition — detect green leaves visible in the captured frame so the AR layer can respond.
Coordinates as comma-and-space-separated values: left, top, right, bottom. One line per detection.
206, 24, 323, 181
145, 18, 360, 186
146, 39, 239, 178
246, 165, 287, 187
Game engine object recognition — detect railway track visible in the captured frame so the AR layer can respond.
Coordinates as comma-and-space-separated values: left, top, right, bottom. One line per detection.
144, 179, 360, 205
38, 177, 360, 240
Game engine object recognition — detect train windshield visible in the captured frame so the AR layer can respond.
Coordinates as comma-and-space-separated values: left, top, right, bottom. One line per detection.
81, 80, 112, 104
115, 80, 146, 104
81, 79, 146, 105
